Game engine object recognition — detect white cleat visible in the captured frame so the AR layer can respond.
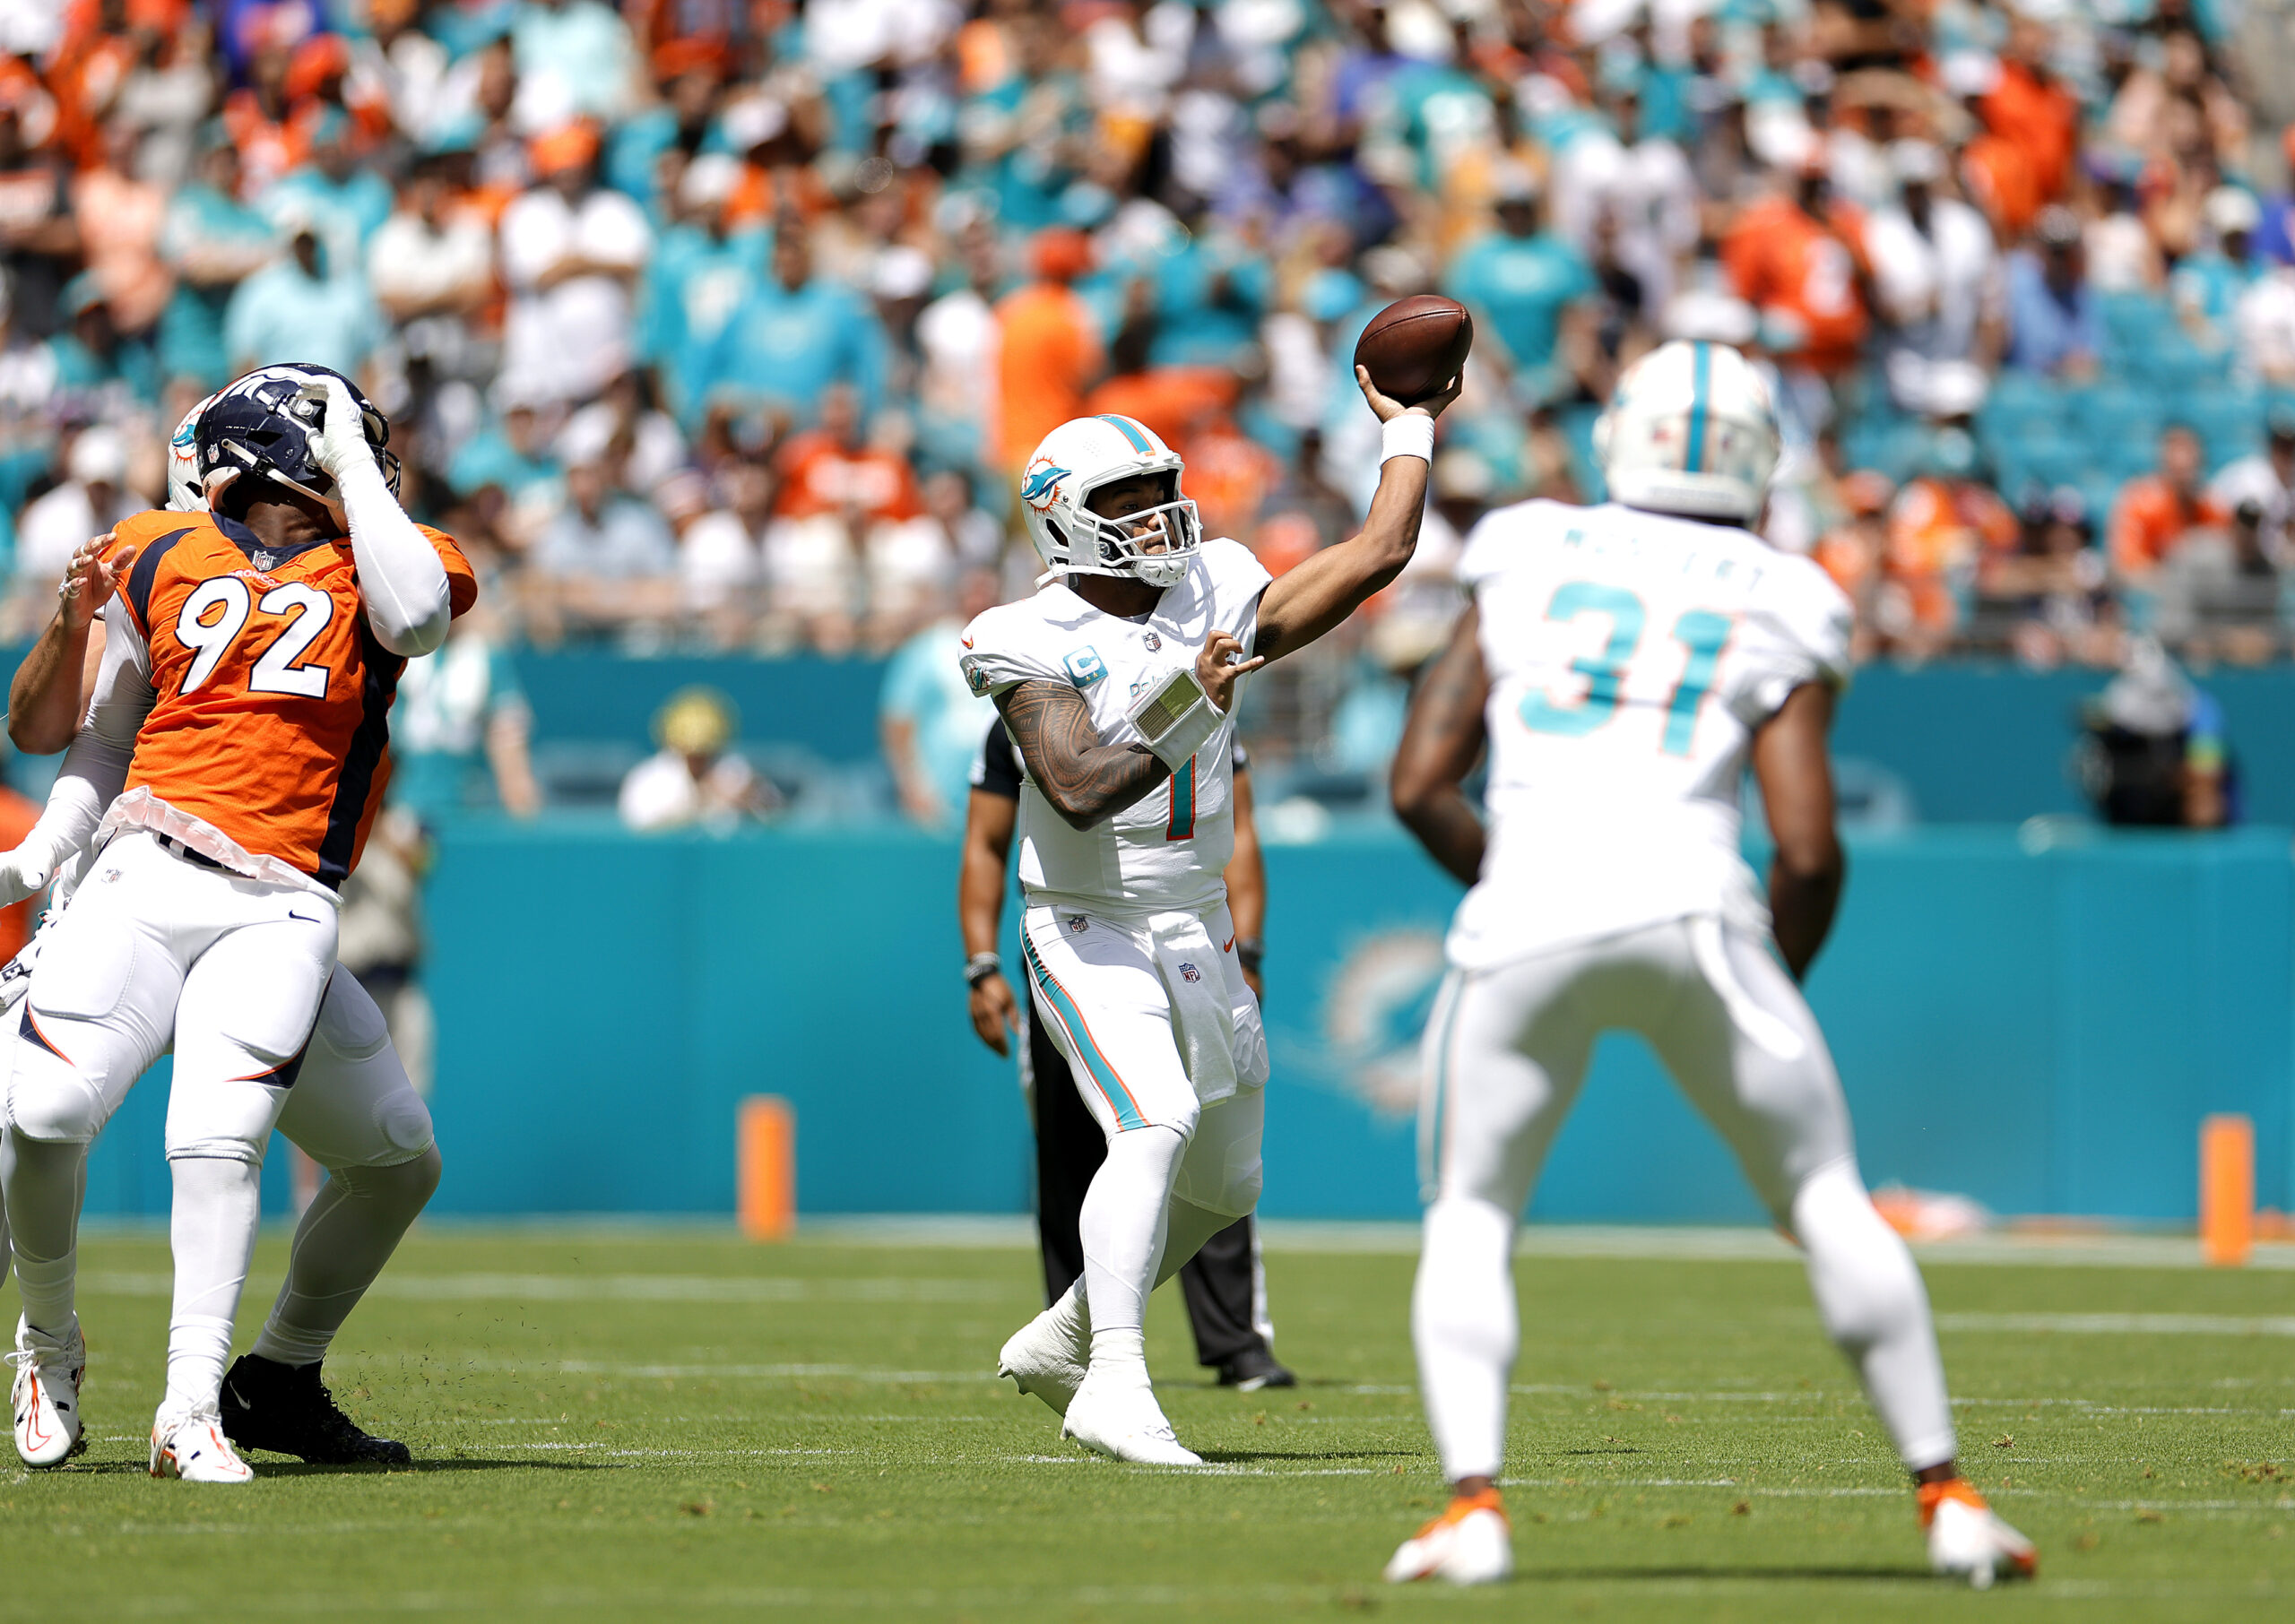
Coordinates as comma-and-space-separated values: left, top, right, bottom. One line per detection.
1384, 1492, 1513, 1585
10, 1315, 87, 1467
150, 1406, 255, 1484
1061, 1369, 1201, 1465
997, 1294, 1090, 1418
1922, 1479, 2038, 1590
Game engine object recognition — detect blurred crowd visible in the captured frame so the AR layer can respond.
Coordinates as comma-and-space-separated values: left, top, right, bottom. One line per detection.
11, 0, 2295, 802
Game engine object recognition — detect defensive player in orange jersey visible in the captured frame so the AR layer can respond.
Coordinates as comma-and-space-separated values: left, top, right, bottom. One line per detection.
0, 365, 474, 1482
0, 381, 455, 1477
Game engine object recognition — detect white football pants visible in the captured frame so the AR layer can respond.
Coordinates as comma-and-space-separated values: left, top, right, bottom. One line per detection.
1019, 900, 1267, 1350
1413, 914, 1957, 1482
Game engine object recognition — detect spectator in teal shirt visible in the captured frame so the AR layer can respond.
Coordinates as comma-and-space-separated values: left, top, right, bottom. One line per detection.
160, 137, 276, 393
261, 112, 395, 277
1444, 168, 1596, 405
47, 276, 159, 415
637, 156, 768, 420
699, 227, 888, 429
223, 224, 385, 378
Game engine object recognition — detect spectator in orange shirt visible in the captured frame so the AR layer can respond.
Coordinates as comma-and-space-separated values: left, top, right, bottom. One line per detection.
1981, 19, 2080, 205
1722, 153, 1871, 429
1882, 428, 2018, 657
994, 227, 1103, 477
2109, 425, 2225, 583
773, 382, 922, 526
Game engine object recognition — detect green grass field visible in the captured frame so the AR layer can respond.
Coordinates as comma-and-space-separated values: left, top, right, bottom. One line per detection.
2, 1224, 2289, 1622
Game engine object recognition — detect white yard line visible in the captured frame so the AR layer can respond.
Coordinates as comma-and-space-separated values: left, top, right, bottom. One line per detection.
1937, 1311, 2295, 1337
80, 1271, 1012, 1304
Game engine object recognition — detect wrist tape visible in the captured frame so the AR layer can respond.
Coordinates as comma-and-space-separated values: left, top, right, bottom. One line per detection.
1381, 411, 1435, 466
1128, 665, 1224, 770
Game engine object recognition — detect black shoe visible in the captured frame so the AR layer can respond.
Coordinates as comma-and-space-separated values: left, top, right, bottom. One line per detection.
219, 1354, 412, 1466
1216, 1345, 1297, 1392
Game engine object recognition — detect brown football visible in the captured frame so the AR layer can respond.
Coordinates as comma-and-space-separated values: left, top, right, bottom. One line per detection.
1353, 295, 1474, 405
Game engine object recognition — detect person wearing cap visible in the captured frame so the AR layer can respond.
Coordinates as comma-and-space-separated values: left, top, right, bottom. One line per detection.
2207, 406, 2295, 562
1444, 163, 1596, 406
2003, 203, 2100, 379
7, 423, 135, 637
2172, 186, 2262, 347
369, 153, 497, 384
527, 433, 680, 641
993, 227, 1104, 479
221, 215, 385, 378
159, 132, 276, 394
1720, 143, 1874, 384
498, 117, 654, 406
45, 269, 160, 412
618, 686, 777, 832
1863, 139, 2002, 374
637, 151, 764, 421
263, 107, 395, 277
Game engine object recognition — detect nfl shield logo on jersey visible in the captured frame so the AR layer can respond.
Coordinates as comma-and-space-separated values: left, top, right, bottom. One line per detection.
1067, 915, 1088, 935
1143, 631, 1160, 651
1179, 962, 1200, 982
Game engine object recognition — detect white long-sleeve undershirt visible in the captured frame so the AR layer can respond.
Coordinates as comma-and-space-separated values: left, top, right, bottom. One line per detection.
337, 456, 451, 657
15, 611, 154, 879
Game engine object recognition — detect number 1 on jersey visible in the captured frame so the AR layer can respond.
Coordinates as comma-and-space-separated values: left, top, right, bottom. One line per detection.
1660, 609, 1732, 756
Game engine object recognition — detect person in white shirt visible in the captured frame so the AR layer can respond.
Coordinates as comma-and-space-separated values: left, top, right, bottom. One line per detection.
1381, 341, 2038, 1589
617, 687, 776, 832
965, 370, 1457, 1466
1863, 140, 2001, 391
496, 121, 652, 406
9, 426, 135, 637
2207, 407, 2295, 564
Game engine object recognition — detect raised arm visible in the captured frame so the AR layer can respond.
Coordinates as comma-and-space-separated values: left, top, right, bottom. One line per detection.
1251, 367, 1459, 661
308, 376, 452, 657
1389, 603, 1492, 886
9, 535, 134, 755
1748, 681, 1846, 980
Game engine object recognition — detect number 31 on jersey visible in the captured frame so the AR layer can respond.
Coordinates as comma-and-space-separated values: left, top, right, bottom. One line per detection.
1518, 581, 1733, 755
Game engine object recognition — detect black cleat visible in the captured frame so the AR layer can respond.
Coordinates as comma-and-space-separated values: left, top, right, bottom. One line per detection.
1217, 1345, 1297, 1392
219, 1354, 412, 1466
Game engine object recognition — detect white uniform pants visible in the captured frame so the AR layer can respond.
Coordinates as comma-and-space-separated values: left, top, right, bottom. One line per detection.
1018, 902, 1267, 1218
1422, 914, 1858, 1222
7, 832, 429, 1169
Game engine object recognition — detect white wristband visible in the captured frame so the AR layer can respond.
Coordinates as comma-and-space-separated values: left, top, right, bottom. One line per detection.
1128, 665, 1224, 770
1381, 410, 1435, 465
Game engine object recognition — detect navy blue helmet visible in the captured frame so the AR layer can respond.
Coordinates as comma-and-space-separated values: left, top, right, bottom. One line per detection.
195, 364, 400, 512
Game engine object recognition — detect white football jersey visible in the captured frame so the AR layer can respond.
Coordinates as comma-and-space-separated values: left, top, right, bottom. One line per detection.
960, 539, 1271, 920
1449, 499, 1852, 969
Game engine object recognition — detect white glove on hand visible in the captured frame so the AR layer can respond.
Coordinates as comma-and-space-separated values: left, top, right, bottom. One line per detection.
0, 842, 57, 909
304, 376, 378, 485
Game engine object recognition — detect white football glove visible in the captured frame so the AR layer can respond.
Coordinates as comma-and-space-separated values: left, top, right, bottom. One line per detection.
0, 842, 56, 909
304, 375, 378, 485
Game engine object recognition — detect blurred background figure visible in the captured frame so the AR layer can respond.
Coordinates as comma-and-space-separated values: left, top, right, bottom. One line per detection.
879, 567, 1000, 831
619, 685, 779, 832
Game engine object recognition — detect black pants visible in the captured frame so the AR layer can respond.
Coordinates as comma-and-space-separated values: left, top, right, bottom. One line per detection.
1026, 1008, 1270, 1369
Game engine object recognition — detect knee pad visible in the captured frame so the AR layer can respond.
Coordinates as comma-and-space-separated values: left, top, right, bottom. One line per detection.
335, 1142, 442, 1211
6, 1045, 106, 1145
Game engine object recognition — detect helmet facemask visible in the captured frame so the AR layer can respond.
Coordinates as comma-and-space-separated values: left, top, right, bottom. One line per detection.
1051, 470, 1201, 590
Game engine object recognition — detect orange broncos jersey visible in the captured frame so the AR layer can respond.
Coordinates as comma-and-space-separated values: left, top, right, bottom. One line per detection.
105, 508, 478, 887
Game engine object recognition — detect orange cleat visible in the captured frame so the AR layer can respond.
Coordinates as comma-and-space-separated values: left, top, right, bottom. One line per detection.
1384, 1488, 1512, 1585
1919, 1477, 2038, 1589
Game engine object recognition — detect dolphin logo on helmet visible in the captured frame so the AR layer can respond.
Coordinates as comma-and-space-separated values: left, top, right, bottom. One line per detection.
1017, 414, 1201, 591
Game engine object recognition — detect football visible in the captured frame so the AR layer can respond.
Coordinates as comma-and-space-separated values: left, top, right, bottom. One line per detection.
1352, 294, 1474, 405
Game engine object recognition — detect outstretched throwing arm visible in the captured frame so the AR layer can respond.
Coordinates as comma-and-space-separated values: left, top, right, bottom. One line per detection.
1251, 367, 1459, 662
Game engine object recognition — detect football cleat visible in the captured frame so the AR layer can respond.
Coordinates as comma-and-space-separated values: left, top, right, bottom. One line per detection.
1217, 1345, 1296, 1393
220, 1353, 412, 1466
1061, 1368, 1202, 1465
150, 1405, 255, 1483
1920, 1478, 2038, 1589
1385, 1489, 1513, 1585
998, 1291, 1090, 1418
9, 1315, 87, 1467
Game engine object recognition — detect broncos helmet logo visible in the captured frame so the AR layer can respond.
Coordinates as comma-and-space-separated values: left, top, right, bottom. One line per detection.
1021, 458, 1070, 513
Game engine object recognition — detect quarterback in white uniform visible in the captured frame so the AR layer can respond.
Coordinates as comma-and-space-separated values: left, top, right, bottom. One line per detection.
1382, 342, 2038, 1586
965, 374, 1456, 1464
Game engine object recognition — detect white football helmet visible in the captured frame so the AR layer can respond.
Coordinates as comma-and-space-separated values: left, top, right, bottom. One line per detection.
167, 391, 220, 511
1018, 413, 1201, 590
1594, 340, 1780, 523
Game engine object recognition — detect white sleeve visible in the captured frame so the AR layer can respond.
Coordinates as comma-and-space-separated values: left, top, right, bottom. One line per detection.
957, 609, 1065, 698
14, 614, 154, 871
1729, 559, 1855, 724
343, 462, 453, 656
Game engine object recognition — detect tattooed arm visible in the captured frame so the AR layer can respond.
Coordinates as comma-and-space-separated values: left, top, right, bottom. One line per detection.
1389, 603, 1492, 886
995, 681, 1171, 831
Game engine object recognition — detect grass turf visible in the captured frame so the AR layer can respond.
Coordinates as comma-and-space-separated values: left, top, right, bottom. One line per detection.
1, 1226, 2288, 1621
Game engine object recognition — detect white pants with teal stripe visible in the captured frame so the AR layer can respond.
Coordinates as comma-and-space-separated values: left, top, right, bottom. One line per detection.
1018, 901, 1269, 1218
